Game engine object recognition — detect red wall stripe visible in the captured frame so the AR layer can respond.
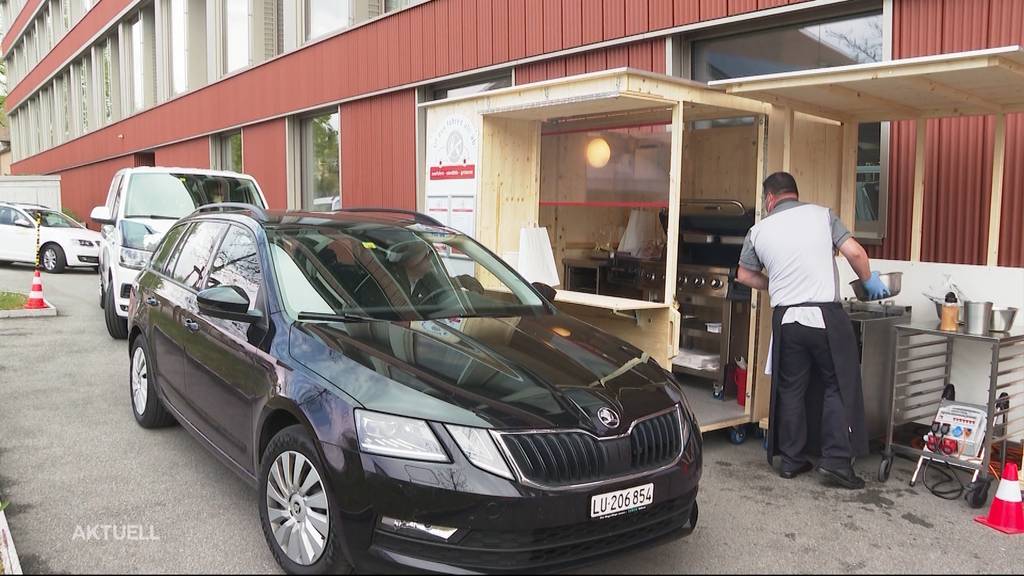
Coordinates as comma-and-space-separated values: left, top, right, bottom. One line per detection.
508, 0, 527, 59
153, 138, 210, 170
514, 38, 666, 82
625, 1, 650, 36
242, 119, 288, 210
674, 0, 701, 24
650, 0, 674, 30
603, 0, 626, 40
700, 0, 729, 20
340, 90, 417, 210
57, 156, 136, 229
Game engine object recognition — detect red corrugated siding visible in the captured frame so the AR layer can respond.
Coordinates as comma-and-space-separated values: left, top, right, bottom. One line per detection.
242, 119, 288, 209
700, 0, 729, 20
650, 0, 675, 30
340, 90, 417, 210
153, 138, 210, 170
515, 38, 666, 82
873, 0, 1024, 266
59, 156, 137, 230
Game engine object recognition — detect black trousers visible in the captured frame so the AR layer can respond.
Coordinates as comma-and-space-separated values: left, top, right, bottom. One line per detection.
777, 322, 853, 471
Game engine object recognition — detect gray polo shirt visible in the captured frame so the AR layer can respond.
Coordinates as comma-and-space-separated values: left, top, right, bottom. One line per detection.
739, 199, 852, 273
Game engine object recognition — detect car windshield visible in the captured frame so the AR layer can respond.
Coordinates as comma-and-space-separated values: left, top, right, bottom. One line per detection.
124, 173, 264, 219
25, 209, 82, 228
267, 222, 547, 321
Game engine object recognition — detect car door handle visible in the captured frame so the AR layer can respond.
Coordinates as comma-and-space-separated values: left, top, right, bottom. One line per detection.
183, 318, 200, 333
145, 297, 159, 307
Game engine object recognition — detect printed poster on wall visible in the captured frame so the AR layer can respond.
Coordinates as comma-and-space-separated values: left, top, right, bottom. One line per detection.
425, 113, 479, 276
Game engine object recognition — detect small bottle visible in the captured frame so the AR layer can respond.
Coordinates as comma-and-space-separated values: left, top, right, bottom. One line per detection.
940, 292, 959, 331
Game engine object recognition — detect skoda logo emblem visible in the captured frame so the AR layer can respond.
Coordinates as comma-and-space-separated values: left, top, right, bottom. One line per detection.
598, 407, 620, 429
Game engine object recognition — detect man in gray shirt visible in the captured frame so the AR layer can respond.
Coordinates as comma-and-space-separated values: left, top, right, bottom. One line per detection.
737, 172, 889, 489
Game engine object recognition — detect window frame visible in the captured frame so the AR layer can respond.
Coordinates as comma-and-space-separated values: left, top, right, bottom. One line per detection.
297, 108, 341, 211
683, 6, 889, 242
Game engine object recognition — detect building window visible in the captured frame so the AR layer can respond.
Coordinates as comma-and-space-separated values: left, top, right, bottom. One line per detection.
101, 38, 115, 123
257, 0, 283, 60
305, 0, 349, 40
428, 71, 512, 101
385, 0, 414, 12
170, 0, 188, 93
60, 71, 71, 141
60, 0, 71, 34
78, 56, 91, 134
224, 0, 250, 73
299, 110, 340, 210
131, 15, 146, 111
214, 131, 243, 172
691, 12, 886, 239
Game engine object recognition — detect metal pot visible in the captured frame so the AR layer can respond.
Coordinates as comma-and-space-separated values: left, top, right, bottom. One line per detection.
849, 272, 903, 302
990, 307, 1019, 332
964, 301, 993, 335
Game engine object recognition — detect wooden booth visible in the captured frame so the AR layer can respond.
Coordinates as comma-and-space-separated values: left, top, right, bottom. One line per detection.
419, 46, 1024, 437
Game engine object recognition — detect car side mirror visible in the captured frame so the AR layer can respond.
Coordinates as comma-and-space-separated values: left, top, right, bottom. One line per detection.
197, 286, 263, 324
90, 206, 114, 225
532, 282, 557, 302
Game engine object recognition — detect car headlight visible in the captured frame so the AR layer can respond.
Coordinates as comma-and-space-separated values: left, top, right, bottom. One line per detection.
446, 425, 515, 480
77, 240, 95, 247
119, 247, 152, 270
355, 410, 448, 462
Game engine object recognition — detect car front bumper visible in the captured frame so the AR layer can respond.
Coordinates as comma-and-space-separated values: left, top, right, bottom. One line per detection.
109, 261, 142, 317
319, 424, 702, 574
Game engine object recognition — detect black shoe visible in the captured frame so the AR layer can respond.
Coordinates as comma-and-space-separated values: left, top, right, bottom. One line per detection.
779, 462, 814, 479
817, 465, 866, 489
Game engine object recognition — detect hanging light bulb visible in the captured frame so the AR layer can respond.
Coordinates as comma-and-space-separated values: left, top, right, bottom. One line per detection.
586, 137, 611, 168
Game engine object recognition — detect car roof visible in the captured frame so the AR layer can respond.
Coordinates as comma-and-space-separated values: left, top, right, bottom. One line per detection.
0, 202, 49, 210
121, 166, 257, 179
186, 206, 450, 231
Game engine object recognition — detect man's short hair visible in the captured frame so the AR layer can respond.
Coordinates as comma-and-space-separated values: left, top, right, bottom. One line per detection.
763, 172, 799, 197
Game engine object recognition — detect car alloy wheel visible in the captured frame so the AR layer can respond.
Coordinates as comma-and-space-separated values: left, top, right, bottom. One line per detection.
43, 248, 57, 271
131, 346, 148, 416
266, 451, 331, 566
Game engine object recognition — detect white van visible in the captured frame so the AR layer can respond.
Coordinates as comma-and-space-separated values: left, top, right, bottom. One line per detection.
90, 167, 269, 339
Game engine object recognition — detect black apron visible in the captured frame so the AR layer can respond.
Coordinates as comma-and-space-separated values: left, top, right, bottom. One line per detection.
765, 302, 869, 464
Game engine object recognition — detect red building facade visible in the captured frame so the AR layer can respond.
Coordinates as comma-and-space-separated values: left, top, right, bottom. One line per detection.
4, 0, 1023, 266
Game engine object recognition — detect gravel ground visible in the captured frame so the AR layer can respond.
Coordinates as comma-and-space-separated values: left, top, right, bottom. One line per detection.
0, 265, 1020, 574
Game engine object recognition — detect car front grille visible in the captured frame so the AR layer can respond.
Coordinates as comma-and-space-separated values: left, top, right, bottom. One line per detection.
374, 493, 694, 573
499, 408, 684, 488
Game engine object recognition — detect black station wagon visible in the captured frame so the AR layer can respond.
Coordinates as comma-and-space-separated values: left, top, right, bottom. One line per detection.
126, 203, 702, 574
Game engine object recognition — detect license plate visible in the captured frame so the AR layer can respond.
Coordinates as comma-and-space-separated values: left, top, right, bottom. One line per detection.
590, 483, 654, 519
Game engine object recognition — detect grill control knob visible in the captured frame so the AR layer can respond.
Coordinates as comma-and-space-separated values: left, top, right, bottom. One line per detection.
710, 278, 724, 290
692, 277, 705, 289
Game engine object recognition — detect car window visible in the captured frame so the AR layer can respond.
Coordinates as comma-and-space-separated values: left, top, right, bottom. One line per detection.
151, 223, 191, 275
0, 207, 16, 226
206, 225, 262, 307
169, 222, 227, 291
26, 210, 81, 228
124, 173, 264, 220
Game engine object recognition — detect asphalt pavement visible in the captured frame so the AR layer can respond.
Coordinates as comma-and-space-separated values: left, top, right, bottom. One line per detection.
0, 265, 1020, 574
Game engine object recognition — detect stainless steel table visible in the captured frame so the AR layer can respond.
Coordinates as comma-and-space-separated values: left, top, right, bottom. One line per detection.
878, 323, 1024, 507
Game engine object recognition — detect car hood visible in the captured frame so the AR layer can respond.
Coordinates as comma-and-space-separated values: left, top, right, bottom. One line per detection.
289, 312, 681, 432
41, 227, 102, 243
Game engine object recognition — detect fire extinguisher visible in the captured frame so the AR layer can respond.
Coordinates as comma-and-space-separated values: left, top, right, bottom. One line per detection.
733, 356, 749, 407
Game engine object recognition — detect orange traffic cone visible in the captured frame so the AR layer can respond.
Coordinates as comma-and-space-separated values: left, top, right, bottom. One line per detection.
976, 463, 1024, 534
23, 270, 47, 310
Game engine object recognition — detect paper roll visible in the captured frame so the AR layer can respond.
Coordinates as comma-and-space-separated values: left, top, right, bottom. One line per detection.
516, 227, 560, 286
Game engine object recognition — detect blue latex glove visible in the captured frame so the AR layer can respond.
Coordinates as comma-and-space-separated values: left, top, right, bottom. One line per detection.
862, 271, 890, 300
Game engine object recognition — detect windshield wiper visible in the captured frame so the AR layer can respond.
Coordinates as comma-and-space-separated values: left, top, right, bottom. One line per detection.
297, 311, 377, 323
124, 214, 182, 220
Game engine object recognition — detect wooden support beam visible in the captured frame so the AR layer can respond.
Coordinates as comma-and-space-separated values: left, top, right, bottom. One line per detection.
781, 107, 794, 173
839, 120, 859, 227
910, 119, 927, 262
743, 92, 849, 124
906, 77, 1003, 113
664, 103, 683, 308
820, 84, 919, 118
994, 56, 1024, 81
988, 113, 1007, 266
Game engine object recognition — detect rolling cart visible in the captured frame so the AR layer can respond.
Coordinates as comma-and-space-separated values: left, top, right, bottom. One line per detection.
877, 323, 1024, 508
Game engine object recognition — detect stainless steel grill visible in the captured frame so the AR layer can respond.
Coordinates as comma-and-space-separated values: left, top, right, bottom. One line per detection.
498, 408, 685, 488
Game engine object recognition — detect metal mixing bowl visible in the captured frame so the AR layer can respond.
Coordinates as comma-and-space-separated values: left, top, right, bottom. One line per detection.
849, 272, 903, 302
990, 307, 1019, 332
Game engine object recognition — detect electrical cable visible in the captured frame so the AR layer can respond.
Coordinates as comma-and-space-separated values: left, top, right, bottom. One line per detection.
921, 458, 966, 500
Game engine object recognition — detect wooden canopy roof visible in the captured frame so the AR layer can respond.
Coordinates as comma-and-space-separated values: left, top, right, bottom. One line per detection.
709, 46, 1024, 122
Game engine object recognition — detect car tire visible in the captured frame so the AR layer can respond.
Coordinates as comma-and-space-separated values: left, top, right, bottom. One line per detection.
129, 334, 176, 429
104, 275, 129, 339
99, 276, 106, 309
259, 425, 353, 575
41, 243, 66, 274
